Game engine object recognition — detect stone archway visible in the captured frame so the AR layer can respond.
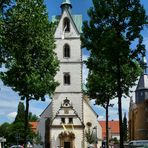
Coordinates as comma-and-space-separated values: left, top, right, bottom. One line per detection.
59, 131, 75, 148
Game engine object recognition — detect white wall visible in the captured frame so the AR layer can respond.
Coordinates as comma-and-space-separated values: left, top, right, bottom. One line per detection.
55, 64, 82, 92
55, 39, 81, 62
53, 93, 83, 120
83, 100, 102, 148
54, 10, 80, 39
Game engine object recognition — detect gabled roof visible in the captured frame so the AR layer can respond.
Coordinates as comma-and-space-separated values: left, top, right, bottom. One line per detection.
52, 11, 82, 34
136, 74, 148, 91
51, 101, 84, 126
83, 95, 98, 117
39, 101, 52, 117
99, 121, 120, 139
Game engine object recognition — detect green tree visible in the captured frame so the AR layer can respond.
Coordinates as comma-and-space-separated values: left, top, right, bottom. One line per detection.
28, 112, 39, 122
81, 0, 147, 147
122, 113, 128, 142
15, 102, 38, 122
85, 126, 96, 145
86, 57, 116, 148
14, 102, 25, 123
0, 0, 11, 65
0, 0, 10, 10
1, 0, 59, 146
0, 122, 10, 138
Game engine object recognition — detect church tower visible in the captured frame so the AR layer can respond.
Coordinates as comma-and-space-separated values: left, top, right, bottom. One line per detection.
38, 1, 102, 148
129, 57, 148, 140
51, 0, 84, 147
53, 0, 83, 123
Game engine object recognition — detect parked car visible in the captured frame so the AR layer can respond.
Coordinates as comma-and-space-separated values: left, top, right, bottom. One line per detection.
128, 140, 148, 147
10, 145, 24, 148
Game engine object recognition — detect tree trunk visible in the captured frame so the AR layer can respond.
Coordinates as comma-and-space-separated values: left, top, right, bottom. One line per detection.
106, 100, 109, 148
24, 96, 29, 148
117, 62, 124, 148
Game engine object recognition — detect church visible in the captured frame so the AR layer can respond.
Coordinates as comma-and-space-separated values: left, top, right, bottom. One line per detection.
129, 58, 148, 140
37, 0, 102, 148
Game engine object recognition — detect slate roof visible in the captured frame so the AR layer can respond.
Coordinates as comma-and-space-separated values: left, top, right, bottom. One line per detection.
136, 74, 148, 91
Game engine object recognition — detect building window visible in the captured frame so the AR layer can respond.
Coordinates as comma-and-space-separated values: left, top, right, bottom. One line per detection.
61, 118, 65, 124
69, 118, 73, 124
64, 73, 70, 85
140, 92, 143, 96
63, 17, 70, 32
64, 44, 70, 58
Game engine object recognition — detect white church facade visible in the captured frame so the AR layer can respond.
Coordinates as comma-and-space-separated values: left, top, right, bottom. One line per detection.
38, 0, 102, 148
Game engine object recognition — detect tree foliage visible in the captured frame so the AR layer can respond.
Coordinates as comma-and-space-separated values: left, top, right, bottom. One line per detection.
86, 57, 116, 148
85, 127, 96, 144
0, 0, 14, 66
28, 112, 39, 122
14, 102, 25, 123
0, 122, 10, 138
0, 102, 38, 146
1, 0, 59, 146
81, 0, 147, 147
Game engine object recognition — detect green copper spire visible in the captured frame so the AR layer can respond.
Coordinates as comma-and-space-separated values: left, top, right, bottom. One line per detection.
61, 0, 72, 13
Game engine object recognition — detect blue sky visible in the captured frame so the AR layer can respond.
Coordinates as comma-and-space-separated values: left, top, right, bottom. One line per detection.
0, 0, 148, 124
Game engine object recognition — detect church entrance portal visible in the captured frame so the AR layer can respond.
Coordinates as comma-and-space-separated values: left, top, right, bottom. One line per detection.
59, 131, 75, 148
64, 142, 71, 148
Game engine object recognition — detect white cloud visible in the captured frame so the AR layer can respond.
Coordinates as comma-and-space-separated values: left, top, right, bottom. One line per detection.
8, 112, 17, 119
98, 115, 105, 121
0, 80, 50, 124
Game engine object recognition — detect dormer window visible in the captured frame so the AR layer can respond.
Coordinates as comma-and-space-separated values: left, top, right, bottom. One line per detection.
64, 44, 70, 58
63, 17, 70, 32
64, 73, 70, 85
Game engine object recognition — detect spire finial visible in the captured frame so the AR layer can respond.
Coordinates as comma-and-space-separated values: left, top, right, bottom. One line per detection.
61, 0, 72, 13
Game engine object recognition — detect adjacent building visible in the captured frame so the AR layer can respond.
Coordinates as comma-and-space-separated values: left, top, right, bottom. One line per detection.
29, 122, 38, 133
129, 62, 148, 140
38, 0, 102, 148
99, 121, 120, 141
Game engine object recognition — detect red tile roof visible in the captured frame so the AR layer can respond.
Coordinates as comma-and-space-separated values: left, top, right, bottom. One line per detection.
29, 122, 38, 132
99, 121, 119, 139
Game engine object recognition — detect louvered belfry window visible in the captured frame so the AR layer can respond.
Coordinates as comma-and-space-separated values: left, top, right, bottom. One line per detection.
63, 17, 70, 32
64, 44, 70, 58
64, 73, 70, 85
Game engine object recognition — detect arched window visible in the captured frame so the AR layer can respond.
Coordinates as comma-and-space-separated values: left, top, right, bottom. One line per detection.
64, 73, 70, 85
63, 44, 70, 58
63, 17, 70, 32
